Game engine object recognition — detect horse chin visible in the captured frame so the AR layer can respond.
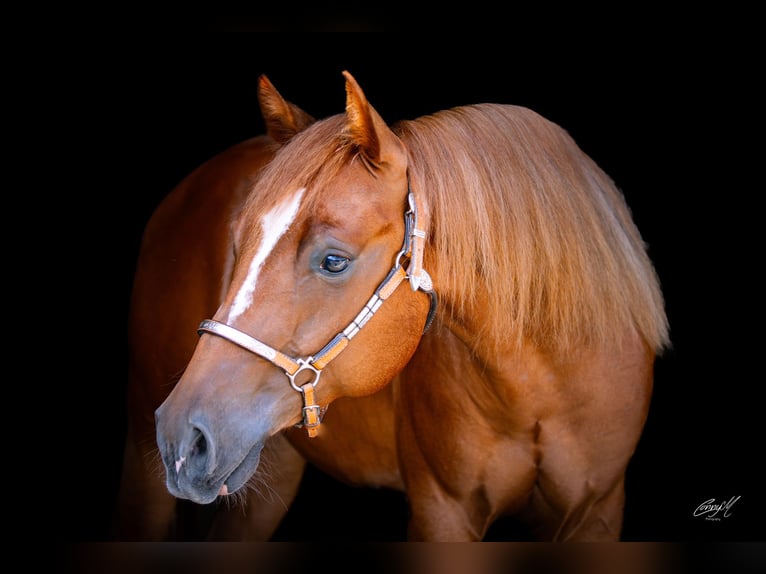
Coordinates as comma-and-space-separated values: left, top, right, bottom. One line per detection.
217, 442, 263, 498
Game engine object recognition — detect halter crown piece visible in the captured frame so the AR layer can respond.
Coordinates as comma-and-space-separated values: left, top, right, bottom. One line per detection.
197, 183, 436, 437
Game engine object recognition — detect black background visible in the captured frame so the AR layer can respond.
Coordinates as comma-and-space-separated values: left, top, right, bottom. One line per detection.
46, 29, 763, 553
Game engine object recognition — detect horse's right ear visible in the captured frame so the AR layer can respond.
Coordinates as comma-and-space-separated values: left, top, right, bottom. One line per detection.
257, 75, 315, 145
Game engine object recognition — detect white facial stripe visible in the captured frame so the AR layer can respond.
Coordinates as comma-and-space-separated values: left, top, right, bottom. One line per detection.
228, 188, 305, 321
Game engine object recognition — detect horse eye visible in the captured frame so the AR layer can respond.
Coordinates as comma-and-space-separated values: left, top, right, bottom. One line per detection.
321, 254, 350, 274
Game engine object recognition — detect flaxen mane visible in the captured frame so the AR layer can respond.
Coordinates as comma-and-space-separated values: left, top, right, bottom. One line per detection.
395, 104, 670, 357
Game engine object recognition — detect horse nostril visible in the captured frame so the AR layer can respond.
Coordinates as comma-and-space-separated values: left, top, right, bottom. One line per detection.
185, 419, 216, 476
189, 426, 207, 459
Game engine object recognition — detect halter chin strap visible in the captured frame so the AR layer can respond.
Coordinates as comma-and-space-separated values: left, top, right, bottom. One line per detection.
197, 185, 436, 437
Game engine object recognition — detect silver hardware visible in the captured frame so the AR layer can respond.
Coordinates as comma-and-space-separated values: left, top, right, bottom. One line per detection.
286, 359, 321, 392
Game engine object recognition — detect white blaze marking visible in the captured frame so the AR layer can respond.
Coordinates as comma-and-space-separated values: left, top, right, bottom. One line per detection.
229, 188, 305, 321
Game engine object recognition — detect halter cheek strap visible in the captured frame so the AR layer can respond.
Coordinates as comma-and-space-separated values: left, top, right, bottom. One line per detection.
197, 188, 436, 437
400, 190, 437, 332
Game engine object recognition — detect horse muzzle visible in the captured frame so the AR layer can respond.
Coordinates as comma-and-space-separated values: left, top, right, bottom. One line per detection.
155, 405, 265, 505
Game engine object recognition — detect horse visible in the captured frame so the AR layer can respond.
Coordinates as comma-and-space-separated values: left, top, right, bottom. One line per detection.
147, 70, 670, 541
115, 79, 316, 540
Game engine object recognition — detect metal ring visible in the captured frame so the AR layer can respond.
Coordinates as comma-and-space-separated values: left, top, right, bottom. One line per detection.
286, 359, 321, 392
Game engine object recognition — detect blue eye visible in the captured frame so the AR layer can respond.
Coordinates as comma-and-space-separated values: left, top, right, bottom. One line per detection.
321, 254, 350, 274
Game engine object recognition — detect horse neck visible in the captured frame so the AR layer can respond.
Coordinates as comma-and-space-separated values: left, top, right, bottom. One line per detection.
428, 281, 503, 365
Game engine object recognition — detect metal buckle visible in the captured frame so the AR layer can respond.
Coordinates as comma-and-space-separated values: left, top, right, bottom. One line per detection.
301, 404, 322, 428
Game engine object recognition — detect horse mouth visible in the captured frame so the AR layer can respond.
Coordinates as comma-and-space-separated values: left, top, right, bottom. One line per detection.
170, 442, 263, 505
216, 443, 263, 498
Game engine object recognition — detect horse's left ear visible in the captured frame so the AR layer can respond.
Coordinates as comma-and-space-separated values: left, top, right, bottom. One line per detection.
258, 75, 316, 145
342, 70, 406, 168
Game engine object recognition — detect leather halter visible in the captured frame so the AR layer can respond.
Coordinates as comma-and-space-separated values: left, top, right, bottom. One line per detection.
197, 185, 436, 437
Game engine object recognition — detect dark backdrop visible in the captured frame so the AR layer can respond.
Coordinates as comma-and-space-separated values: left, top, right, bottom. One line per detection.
51, 34, 762, 546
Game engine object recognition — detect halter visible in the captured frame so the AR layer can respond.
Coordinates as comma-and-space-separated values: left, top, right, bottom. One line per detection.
197, 185, 436, 437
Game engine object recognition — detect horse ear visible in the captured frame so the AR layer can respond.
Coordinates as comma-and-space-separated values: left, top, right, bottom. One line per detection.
257, 75, 316, 145
342, 70, 406, 167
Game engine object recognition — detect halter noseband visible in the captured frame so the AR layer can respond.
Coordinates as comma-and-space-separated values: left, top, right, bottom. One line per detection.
197, 186, 436, 437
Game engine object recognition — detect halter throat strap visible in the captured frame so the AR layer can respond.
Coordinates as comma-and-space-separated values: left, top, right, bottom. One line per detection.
197, 185, 435, 437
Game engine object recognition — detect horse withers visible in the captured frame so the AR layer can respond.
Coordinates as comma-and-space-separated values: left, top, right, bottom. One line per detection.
150, 71, 669, 541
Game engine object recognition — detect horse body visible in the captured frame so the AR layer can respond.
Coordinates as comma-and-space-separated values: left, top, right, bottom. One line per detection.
144, 71, 668, 541
287, 317, 654, 541
396, 326, 654, 540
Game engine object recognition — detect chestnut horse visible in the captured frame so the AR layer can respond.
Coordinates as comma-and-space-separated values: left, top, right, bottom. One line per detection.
144, 70, 669, 541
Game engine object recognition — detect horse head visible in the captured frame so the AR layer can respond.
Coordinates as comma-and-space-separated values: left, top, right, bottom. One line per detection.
154, 71, 434, 504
